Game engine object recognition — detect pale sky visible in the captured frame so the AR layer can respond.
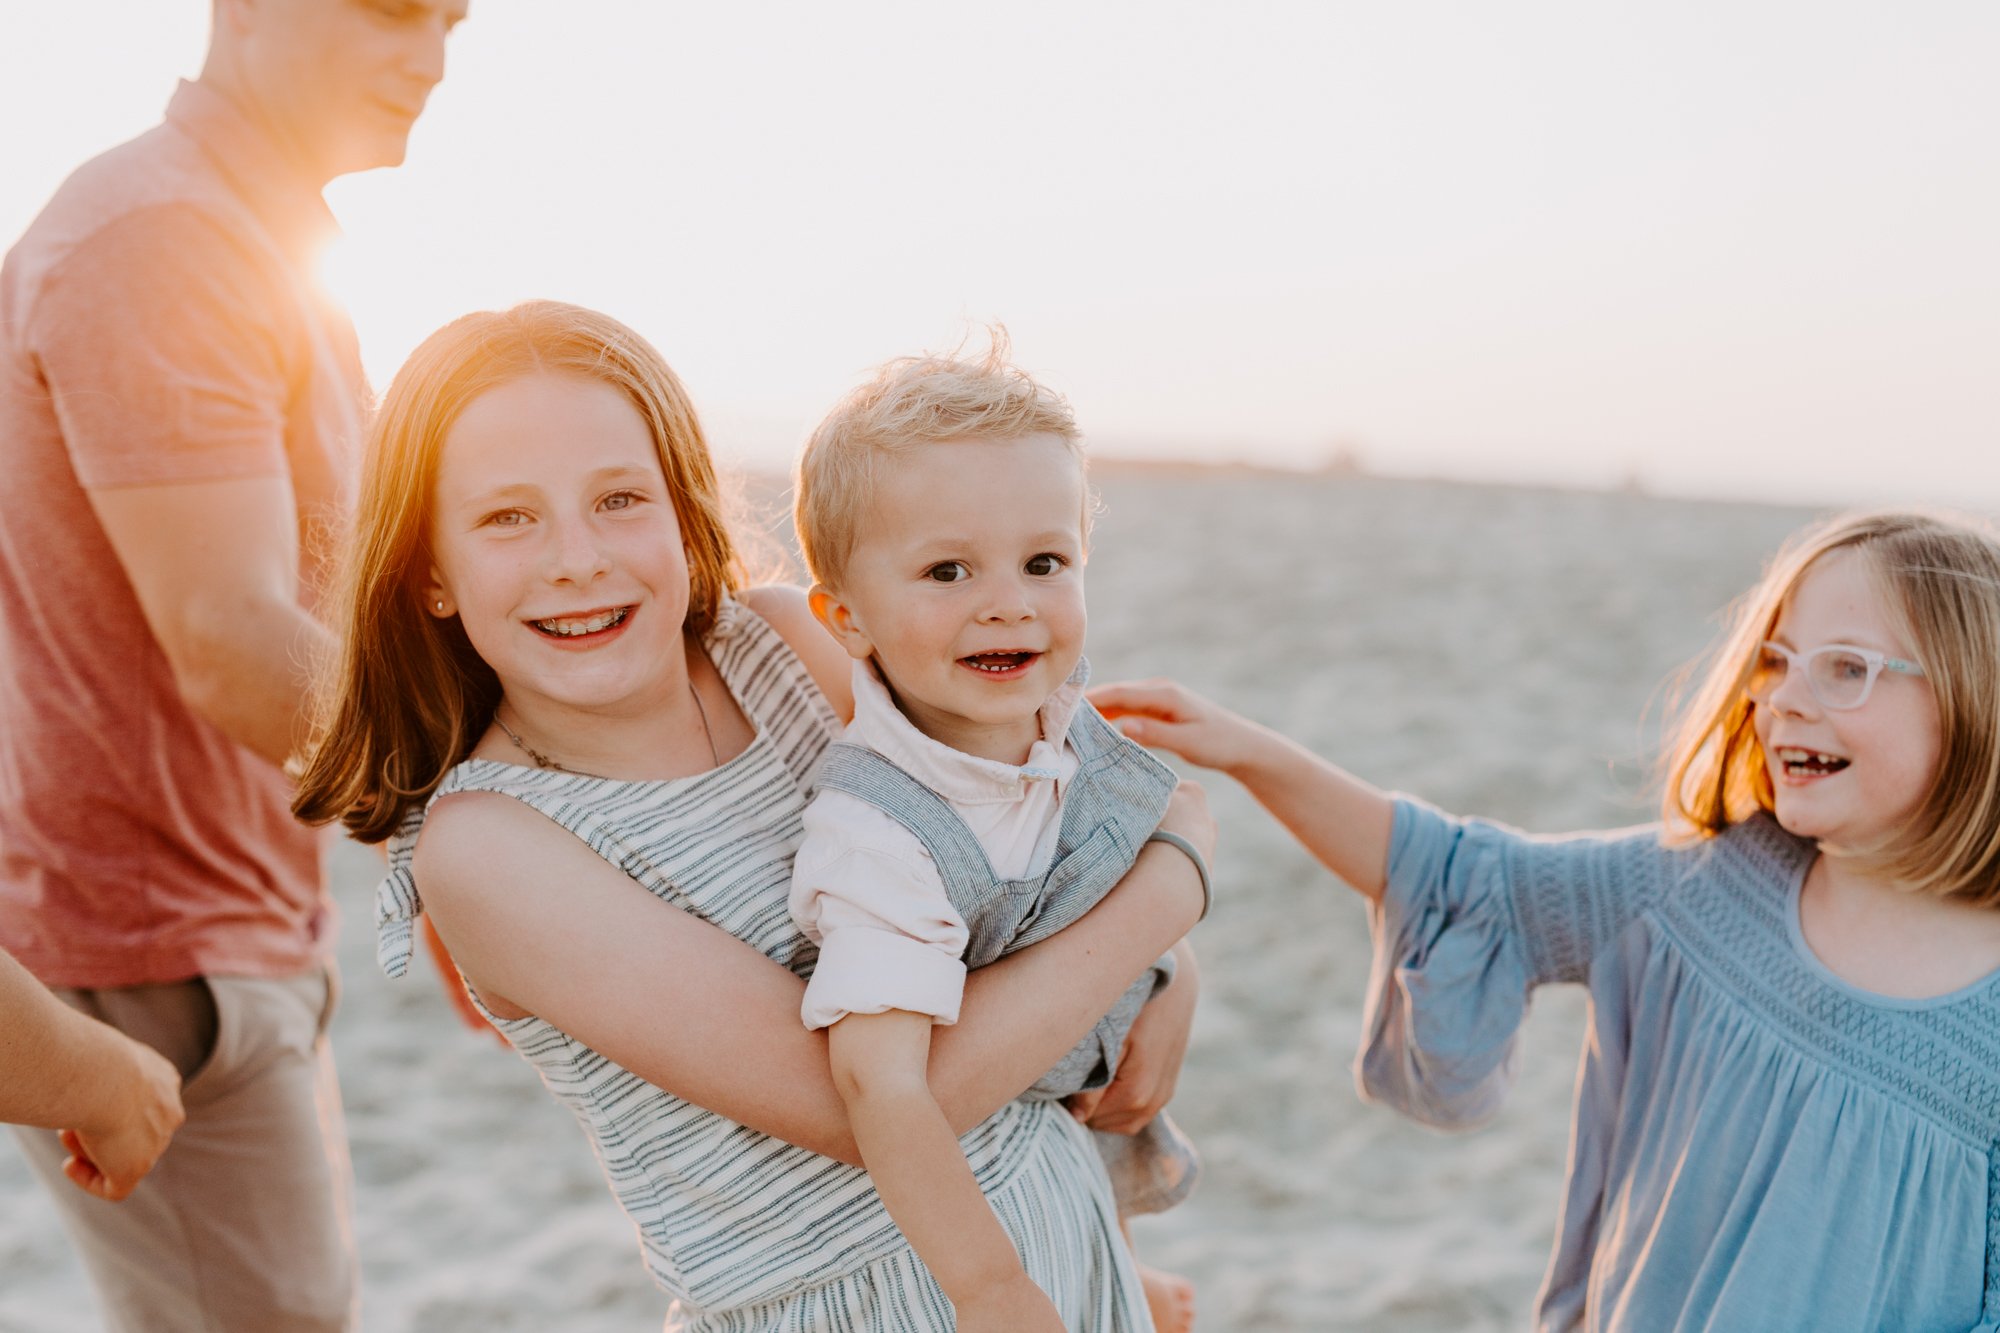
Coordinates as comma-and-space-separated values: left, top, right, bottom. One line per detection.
4, 2, 1996, 508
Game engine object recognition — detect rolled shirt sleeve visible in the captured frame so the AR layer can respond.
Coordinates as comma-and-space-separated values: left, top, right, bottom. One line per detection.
790, 792, 971, 1030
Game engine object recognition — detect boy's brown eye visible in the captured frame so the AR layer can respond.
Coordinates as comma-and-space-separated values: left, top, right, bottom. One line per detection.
1025, 553, 1065, 576
925, 561, 970, 584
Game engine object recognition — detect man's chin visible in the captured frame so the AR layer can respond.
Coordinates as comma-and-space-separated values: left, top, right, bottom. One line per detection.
332, 137, 413, 178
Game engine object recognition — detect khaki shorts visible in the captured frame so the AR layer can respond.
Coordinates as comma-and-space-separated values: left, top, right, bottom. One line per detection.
10, 967, 357, 1333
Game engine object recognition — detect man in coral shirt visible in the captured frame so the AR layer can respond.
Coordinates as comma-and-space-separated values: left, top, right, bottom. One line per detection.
0, 2, 468, 1327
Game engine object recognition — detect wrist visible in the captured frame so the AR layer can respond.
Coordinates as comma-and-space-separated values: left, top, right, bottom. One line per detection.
949, 1263, 1044, 1312
68, 1029, 149, 1136
1137, 838, 1206, 930
1144, 830, 1211, 921
1221, 719, 1295, 787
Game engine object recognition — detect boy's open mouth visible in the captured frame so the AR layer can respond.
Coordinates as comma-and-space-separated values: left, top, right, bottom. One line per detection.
529, 606, 633, 639
959, 650, 1039, 675
1775, 746, 1849, 778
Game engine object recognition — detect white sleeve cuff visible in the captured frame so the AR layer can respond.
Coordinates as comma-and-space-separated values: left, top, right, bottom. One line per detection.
801, 927, 968, 1031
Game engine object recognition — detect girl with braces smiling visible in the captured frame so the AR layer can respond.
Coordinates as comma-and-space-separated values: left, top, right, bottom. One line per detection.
292, 303, 1211, 1333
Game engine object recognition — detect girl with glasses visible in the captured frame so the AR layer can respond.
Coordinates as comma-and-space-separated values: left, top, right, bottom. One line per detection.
1092, 510, 2000, 1331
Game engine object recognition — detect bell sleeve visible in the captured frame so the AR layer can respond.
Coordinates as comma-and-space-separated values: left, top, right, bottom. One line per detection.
1356, 796, 1673, 1130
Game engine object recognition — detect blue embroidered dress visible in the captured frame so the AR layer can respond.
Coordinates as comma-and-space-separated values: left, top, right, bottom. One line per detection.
1362, 798, 2000, 1332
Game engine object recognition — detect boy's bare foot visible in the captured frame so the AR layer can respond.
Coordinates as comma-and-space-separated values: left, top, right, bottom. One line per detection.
1139, 1263, 1196, 1333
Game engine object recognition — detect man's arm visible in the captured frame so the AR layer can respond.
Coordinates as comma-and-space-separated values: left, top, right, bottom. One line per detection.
30, 205, 336, 770
0, 948, 184, 1201
87, 475, 332, 767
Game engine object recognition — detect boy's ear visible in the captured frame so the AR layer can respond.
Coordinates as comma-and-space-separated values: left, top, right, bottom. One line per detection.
807, 584, 874, 661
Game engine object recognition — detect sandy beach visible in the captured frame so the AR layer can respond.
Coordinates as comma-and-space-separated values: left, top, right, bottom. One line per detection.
1, 470, 1820, 1332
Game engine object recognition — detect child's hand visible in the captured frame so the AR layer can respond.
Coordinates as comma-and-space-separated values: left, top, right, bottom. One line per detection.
1092, 678, 1263, 776
59, 1041, 184, 1202
953, 1269, 1067, 1333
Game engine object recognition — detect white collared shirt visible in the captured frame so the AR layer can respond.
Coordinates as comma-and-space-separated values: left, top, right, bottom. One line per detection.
789, 658, 1084, 1031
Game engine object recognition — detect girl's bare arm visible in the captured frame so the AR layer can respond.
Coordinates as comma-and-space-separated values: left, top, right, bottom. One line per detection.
1093, 678, 1395, 901
414, 786, 1208, 1166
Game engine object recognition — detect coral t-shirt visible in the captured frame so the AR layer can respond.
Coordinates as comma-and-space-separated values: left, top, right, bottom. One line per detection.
0, 81, 366, 988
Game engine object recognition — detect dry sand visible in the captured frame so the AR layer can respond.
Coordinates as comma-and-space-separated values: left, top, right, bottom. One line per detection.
1, 472, 1822, 1332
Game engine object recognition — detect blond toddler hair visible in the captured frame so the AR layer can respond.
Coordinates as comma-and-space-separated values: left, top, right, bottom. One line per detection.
795, 330, 1085, 590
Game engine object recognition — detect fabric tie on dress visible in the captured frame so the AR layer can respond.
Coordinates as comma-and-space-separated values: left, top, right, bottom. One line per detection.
375, 815, 427, 979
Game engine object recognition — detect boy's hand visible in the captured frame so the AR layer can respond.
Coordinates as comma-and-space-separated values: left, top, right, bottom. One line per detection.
60, 1042, 184, 1202
953, 1269, 1067, 1333
1092, 678, 1261, 776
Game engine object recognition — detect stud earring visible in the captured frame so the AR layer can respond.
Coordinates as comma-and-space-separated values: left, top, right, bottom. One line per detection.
436, 600, 446, 613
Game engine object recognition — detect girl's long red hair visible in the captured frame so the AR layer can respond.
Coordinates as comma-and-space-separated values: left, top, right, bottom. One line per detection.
292, 301, 744, 842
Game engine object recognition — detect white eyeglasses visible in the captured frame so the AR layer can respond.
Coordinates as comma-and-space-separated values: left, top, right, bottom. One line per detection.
1747, 641, 1925, 711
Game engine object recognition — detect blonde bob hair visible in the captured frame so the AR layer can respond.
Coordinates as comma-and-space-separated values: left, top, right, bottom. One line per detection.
795, 329, 1083, 589
1663, 509, 2000, 905
293, 300, 743, 843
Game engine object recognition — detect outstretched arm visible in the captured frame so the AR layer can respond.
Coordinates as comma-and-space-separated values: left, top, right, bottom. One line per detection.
0, 948, 184, 1201
1092, 678, 1395, 901
413, 781, 1211, 1165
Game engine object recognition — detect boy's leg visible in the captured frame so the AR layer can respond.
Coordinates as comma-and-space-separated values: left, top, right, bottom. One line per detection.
10, 969, 357, 1333
1100, 1117, 1201, 1332
1119, 1215, 1197, 1333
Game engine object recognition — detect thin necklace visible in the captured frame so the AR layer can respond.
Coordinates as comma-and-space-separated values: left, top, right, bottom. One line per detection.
686, 678, 719, 768
494, 677, 720, 775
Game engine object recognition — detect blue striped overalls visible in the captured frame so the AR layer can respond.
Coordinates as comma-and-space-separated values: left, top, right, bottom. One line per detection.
813, 696, 1200, 1215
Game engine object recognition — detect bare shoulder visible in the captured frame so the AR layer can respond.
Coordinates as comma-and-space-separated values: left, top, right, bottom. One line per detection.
414, 789, 682, 914
740, 582, 815, 640
411, 789, 662, 1014
742, 583, 853, 721
410, 790, 561, 902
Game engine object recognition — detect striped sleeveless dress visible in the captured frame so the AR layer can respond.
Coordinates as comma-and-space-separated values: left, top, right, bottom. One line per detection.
376, 597, 1153, 1332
